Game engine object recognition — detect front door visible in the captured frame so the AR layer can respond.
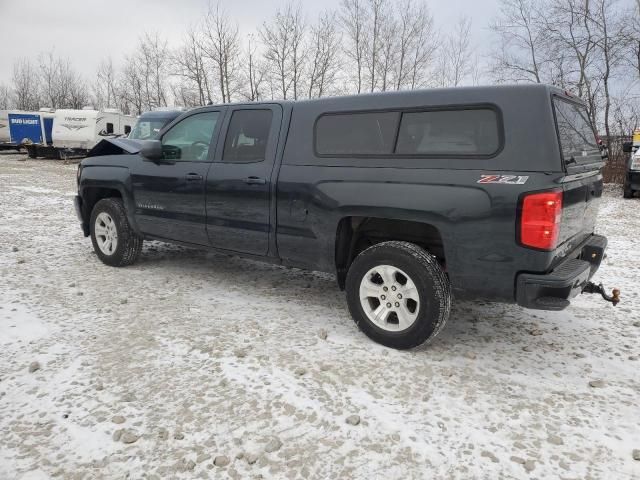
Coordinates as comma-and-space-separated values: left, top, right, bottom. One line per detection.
130, 108, 224, 245
206, 105, 282, 255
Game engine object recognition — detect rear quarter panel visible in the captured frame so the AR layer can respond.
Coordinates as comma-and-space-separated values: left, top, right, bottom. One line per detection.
277, 166, 566, 301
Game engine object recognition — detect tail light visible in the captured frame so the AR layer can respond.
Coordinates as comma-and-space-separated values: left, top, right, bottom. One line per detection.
519, 190, 563, 250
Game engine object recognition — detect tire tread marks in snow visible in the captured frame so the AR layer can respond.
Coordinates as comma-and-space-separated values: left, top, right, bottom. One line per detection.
345, 240, 451, 349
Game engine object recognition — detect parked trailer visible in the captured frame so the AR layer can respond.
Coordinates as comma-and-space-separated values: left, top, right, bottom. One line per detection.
0, 110, 20, 150
52, 108, 135, 158
8, 111, 47, 157
7, 109, 58, 158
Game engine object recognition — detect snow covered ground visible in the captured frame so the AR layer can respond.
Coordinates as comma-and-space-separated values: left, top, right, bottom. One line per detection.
0, 151, 638, 479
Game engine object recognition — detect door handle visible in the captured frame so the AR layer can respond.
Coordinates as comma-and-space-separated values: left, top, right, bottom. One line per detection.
244, 176, 266, 185
185, 173, 203, 182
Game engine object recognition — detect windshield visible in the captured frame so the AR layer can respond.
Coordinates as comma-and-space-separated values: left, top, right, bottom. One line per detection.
128, 119, 168, 140
553, 97, 601, 166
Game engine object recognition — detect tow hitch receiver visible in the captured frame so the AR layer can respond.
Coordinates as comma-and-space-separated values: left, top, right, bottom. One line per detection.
583, 282, 621, 306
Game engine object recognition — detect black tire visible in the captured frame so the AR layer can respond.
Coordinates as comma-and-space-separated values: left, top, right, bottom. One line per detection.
623, 179, 634, 198
345, 241, 451, 349
90, 198, 143, 267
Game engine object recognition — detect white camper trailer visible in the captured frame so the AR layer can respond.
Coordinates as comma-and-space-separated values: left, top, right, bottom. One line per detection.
51, 108, 135, 157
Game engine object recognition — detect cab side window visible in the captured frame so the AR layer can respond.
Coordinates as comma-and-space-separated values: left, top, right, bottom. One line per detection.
161, 112, 219, 161
222, 110, 273, 163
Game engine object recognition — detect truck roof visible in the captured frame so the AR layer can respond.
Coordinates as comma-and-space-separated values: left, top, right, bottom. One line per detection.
195, 84, 581, 111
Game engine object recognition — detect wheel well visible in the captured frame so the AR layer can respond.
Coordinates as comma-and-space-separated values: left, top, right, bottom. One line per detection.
82, 187, 122, 222
335, 217, 445, 289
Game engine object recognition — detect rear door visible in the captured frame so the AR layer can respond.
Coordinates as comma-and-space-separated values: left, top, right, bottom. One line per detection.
130, 108, 225, 245
552, 96, 604, 252
205, 105, 282, 255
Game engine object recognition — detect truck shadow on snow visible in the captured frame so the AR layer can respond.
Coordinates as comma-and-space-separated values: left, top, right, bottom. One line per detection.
132, 241, 570, 352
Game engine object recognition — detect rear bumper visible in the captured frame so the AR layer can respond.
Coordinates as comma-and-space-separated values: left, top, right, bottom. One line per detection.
516, 234, 607, 311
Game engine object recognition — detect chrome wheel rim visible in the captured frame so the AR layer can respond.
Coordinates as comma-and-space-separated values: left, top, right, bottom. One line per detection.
95, 212, 118, 255
359, 265, 420, 332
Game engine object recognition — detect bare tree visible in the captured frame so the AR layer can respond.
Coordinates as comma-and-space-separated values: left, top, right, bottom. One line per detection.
260, 3, 307, 100
94, 57, 119, 109
12, 58, 40, 111
39, 51, 78, 108
393, 0, 437, 90
437, 16, 474, 87
489, 0, 547, 83
366, 0, 388, 92
243, 34, 267, 101
307, 11, 342, 98
377, 8, 398, 91
119, 55, 145, 115
340, 0, 369, 93
591, 0, 628, 140
543, 0, 600, 123
627, 1, 640, 78
0, 84, 11, 109
67, 76, 89, 109
138, 33, 170, 109
173, 26, 212, 106
203, 2, 241, 103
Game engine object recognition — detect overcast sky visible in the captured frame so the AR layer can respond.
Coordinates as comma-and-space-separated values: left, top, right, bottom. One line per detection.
0, 0, 499, 85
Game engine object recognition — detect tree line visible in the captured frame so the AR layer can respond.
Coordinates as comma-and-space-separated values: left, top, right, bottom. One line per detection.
0, 0, 638, 143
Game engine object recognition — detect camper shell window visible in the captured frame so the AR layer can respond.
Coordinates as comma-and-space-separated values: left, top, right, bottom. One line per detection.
314, 106, 502, 158
552, 97, 600, 166
106, 123, 114, 134
314, 112, 399, 156
396, 109, 500, 156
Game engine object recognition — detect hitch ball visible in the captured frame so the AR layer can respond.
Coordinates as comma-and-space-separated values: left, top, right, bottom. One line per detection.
584, 282, 620, 306
611, 288, 621, 306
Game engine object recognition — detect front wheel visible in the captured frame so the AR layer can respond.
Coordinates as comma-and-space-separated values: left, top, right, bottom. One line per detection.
90, 198, 143, 267
345, 241, 451, 349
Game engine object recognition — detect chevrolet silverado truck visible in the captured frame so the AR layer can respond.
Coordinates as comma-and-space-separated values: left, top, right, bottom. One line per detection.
74, 85, 617, 349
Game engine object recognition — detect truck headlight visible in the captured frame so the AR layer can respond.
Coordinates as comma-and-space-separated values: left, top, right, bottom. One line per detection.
631, 154, 640, 171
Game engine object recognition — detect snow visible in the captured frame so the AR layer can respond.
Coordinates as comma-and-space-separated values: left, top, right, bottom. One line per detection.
0, 152, 638, 479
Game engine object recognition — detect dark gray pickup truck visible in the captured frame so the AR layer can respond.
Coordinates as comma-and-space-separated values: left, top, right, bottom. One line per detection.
74, 84, 617, 349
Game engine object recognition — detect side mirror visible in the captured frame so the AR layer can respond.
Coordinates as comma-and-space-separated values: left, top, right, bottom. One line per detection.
622, 142, 633, 153
139, 140, 163, 160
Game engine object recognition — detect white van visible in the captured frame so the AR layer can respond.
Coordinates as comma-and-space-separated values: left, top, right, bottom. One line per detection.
52, 108, 135, 157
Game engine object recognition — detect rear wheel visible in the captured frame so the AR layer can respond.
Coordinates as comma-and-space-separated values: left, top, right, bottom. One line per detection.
345, 241, 451, 349
90, 198, 142, 267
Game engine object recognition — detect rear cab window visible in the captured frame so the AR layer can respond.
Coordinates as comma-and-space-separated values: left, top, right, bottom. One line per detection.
553, 97, 601, 168
314, 107, 501, 158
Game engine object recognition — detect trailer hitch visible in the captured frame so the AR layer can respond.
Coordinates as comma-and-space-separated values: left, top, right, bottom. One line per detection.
583, 282, 620, 306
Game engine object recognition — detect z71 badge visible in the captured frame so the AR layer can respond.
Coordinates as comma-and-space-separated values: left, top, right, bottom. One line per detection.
477, 175, 529, 185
